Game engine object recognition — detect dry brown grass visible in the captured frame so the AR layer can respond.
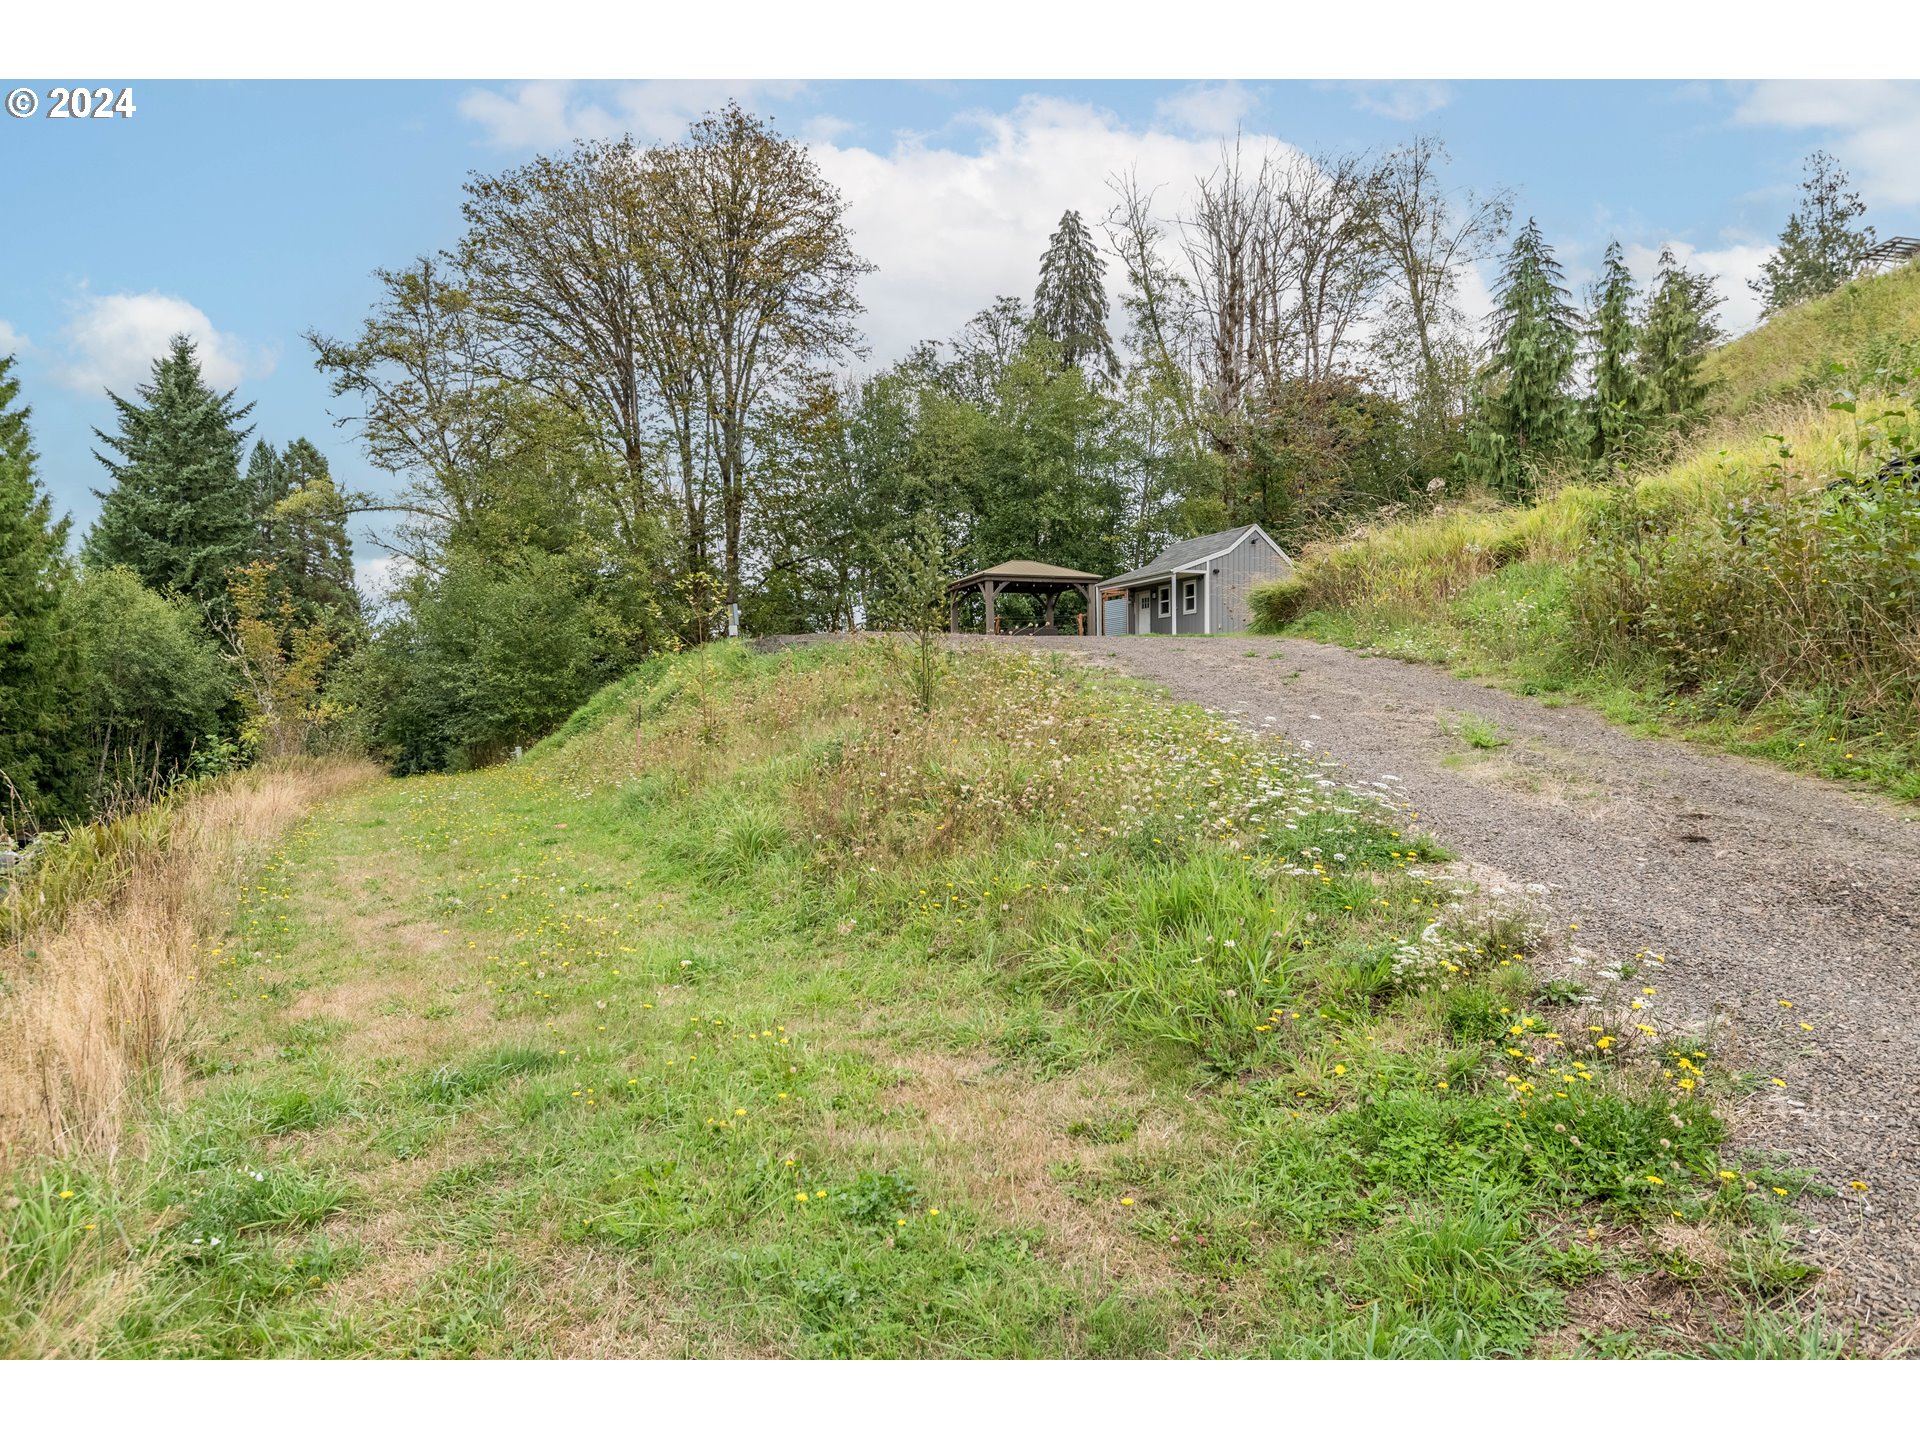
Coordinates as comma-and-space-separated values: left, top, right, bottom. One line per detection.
0, 760, 375, 1169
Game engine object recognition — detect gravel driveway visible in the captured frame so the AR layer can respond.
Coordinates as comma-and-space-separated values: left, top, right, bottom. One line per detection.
1016, 632, 1920, 1332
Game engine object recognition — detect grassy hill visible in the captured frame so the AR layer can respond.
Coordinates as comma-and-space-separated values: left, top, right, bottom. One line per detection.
0, 642, 1839, 1356
1253, 262, 1920, 802
1702, 258, 1920, 419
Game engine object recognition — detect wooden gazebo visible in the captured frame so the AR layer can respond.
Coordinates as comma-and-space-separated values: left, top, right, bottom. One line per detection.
947, 560, 1104, 635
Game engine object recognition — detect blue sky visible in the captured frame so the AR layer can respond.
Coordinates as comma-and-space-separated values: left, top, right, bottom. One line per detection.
5, 78, 1918, 573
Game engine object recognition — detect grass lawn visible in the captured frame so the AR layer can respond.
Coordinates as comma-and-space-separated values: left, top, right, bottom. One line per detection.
0, 642, 1843, 1357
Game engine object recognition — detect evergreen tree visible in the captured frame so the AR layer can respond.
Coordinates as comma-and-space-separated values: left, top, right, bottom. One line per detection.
1638, 246, 1727, 419
1033, 209, 1118, 383
1752, 150, 1875, 317
1588, 240, 1647, 464
276, 439, 359, 624
247, 439, 290, 555
0, 354, 84, 828
1463, 218, 1581, 499
248, 438, 359, 626
85, 334, 256, 611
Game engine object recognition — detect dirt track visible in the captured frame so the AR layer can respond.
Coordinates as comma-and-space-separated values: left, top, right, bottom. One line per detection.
1016, 632, 1920, 1332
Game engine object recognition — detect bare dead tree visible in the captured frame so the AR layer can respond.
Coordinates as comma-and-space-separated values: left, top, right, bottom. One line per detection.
1176, 141, 1285, 470
1370, 135, 1513, 437
1276, 150, 1388, 386
1101, 170, 1202, 433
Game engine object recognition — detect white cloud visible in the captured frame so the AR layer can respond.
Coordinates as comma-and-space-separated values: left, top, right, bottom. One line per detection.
54, 291, 269, 395
797, 113, 858, 147
355, 554, 414, 605
1334, 81, 1454, 122
1153, 81, 1262, 138
1732, 80, 1920, 208
1623, 238, 1772, 337
457, 79, 808, 149
809, 95, 1310, 366
0, 319, 29, 356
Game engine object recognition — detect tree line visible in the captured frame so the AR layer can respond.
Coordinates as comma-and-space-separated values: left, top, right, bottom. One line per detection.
0, 108, 1885, 821
2, 338, 357, 834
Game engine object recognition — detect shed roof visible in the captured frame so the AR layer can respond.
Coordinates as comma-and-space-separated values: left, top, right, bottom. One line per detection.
1103, 524, 1278, 589
948, 559, 1103, 590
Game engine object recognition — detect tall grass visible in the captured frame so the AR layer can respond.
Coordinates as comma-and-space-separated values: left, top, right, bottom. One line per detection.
0, 761, 374, 1165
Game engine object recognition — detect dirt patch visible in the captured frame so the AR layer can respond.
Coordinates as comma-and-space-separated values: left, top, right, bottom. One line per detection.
1536, 1267, 1739, 1356
831, 1048, 1190, 1295
1442, 740, 1618, 819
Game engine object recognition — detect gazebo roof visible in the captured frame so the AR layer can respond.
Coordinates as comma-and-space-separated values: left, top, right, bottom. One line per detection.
948, 559, 1102, 592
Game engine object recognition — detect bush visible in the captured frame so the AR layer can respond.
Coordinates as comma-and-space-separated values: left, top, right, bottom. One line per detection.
1248, 577, 1312, 631
1568, 383, 1920, 738
67, 566, 234, 811
331, 548, 637, 774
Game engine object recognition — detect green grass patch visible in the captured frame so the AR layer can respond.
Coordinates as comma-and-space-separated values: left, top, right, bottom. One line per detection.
0, 640, 1833, 1357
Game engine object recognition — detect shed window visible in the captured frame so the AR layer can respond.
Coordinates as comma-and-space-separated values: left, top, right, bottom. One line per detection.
1181, 579, 1197, 614
1157, 585, 1171, 618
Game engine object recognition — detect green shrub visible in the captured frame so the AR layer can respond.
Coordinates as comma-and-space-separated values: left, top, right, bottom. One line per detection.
1248, 577, 1312, 631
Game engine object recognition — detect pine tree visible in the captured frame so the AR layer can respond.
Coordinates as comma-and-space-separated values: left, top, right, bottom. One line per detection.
1463, 218, 1581, 499
1588, 240, 1646, 464
274, 438, 360, 625
0, 354, 84, 828
1033, 209, 1118, 383
247, 439, 290, 555
85, 334, 256, 611
1752, 150, 1875, 317
244, 437, 359, 627
1638, 246, 1726, 419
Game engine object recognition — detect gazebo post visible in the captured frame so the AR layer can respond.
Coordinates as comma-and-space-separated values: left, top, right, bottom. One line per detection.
983, 579, 996, 634
1043, 591, 1057, 630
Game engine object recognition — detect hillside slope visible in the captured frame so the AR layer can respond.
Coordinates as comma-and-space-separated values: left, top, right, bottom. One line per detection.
0, 642, 1849, 1357
1702, 257, 1920, 418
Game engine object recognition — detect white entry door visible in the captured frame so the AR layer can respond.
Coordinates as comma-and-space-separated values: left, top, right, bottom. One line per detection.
1137, 597, 1151, 632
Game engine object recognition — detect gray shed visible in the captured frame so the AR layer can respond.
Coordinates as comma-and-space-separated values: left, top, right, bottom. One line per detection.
1095, 524, 1292, 636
